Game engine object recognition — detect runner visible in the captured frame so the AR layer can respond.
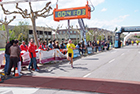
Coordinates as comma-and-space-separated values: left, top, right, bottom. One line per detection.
66, 39, 76, 68
131, 40, 134, 46
136, 40, 139, 46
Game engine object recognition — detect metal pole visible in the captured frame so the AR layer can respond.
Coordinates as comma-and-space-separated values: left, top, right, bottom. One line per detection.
68, 20, 70, 39
43, 27, 45, 41
47, 30, 48, 44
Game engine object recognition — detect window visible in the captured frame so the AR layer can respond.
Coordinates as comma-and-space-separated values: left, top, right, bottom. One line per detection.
44, 31, 51, 35
48, 32, 51, 35
40, 31, 43, 35
37, 31, 39, 34
29, 30, 33, 34
63, 31, 65, 34
70, 31, 73, 33
44, 31, 47, 35
74, 31, 76, 33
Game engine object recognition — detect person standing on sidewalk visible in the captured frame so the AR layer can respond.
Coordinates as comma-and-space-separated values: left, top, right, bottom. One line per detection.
20, 41, 28, 69
20, 41, 28, 52
7, 40, 20, 77
28, 39, 39, 72
66, 39, 76, 68
4, 40, 14, 74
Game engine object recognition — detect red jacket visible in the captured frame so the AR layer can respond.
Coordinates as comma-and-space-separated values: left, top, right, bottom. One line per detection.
39, 44, 47, 50
28, 42, 37, 58
20, 44, 28, 52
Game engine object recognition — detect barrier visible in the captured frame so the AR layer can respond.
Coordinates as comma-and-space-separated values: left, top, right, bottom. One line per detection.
73, 49, 81, 58
87, 47, 93, 54
21, 49, 67, 65
59, 49, 67, 55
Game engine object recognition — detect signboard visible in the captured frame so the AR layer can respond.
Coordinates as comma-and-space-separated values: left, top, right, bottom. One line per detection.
53, 4, 91, 21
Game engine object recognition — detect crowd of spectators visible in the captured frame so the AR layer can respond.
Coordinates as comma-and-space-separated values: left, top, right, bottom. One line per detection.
37, 39, 111, 55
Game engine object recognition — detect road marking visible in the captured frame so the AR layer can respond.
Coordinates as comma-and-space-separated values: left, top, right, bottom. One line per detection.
108, 59, 115, 63
83, 73, 91, 78
121, 53, 125, 56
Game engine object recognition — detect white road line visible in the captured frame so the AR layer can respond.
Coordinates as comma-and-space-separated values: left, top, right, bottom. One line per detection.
108, 59, 115, 63
83, 73, 91, 78
121, 53, 125, 56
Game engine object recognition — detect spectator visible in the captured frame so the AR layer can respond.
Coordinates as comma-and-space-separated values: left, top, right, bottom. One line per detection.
39, 41, 48, 51
81, 40, 86, 54
48, 40, 53, 49
107, 41, 110, 50
54, 41, 60, 49
101, 40, 105, 51
20, 41, 28, 52
6, 40, 20, 78
52, 39, 56, 48
28, 39, 39, 72
17, 40, 22, 76
4, 40, 14, 74
92, 40, 97, 52
64, 41, 68, 49
76, 42, 83, 55
60, 41, 65, 49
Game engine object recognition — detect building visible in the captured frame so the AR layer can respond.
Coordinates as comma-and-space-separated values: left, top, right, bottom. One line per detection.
0, 24, 114, 46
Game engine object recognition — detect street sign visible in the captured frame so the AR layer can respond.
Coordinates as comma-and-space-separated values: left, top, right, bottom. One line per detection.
0, 0, 48, 4
53, 4, 91, 21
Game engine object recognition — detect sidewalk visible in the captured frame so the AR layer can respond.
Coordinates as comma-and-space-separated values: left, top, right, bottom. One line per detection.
1, 76, 140, 94
0, 87, 99, 94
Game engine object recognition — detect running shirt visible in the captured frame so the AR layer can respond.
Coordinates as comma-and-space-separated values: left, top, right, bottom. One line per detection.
67, 43, 75, 54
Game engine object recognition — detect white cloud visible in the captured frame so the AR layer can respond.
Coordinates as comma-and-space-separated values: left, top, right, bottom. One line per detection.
101, 8, 107, 12
134, 10, 139, 12
83, 14, 130, 31
119, 15, 129, 19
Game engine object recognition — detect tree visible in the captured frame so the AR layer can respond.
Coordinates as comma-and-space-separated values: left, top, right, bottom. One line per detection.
1, 2, 53, 47
46, 24, 62, 41
13, 21, 29, 42
0, 16, 16, 42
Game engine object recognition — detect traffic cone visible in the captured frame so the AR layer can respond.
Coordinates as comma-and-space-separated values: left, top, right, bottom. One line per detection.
14, 67, 21, 78
0, 74, 4, 83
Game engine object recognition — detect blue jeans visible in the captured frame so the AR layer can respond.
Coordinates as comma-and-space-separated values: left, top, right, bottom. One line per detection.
28, 57, 37, 70
98, 46, 101, 51
4, 54, 10, 73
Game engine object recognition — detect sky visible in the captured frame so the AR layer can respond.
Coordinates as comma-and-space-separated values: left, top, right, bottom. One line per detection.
0, 0, 140, 31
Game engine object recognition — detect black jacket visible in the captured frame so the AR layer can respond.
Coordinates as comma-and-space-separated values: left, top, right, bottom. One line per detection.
5, 42, 12, 55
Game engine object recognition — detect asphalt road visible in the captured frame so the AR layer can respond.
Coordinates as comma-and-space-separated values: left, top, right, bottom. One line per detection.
1, 44, 140, 94
22, 44, 140, 82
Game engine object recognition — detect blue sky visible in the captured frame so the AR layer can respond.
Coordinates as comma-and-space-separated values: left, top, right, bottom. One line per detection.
0, 0, 140, 31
